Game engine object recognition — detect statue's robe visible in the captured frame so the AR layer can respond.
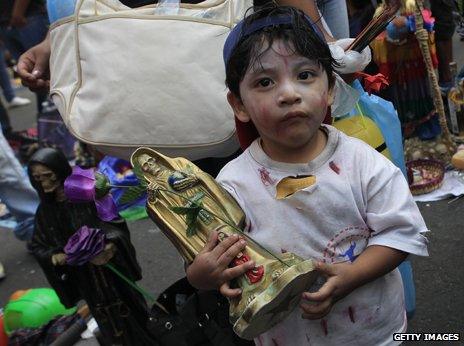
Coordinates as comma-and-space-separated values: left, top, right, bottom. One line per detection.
31, 200, 155, 345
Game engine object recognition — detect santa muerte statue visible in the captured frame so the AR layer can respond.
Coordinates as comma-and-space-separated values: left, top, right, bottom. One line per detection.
131, 147, 317, 340
28, 148, 155, 345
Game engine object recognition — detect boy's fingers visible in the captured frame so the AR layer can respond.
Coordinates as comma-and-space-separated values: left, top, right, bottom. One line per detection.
200, 231, 219, 253
211, 234, 241, 257
222, 260, 255, 281
315, 261, 336, 277
219, 282, 242, 298
303, 281, 335, 302
217, 238, 247, 266
300, 299, 332, 320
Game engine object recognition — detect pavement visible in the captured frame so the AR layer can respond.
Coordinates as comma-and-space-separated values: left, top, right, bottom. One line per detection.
1, 35, 464, 344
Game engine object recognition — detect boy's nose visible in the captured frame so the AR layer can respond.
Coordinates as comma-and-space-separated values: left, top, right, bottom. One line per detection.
277, 82, 301, 106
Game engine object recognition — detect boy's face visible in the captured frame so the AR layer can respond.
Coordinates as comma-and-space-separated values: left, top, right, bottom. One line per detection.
228, 39, 334, 161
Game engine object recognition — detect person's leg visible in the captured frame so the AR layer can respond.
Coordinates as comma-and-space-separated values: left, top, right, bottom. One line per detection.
431, 0, 456, 90
317, 0, 350, 39
0, 99, 12, 136
7, 14, 49, 113
0, 46, 16, 102
0, 131, 39, 241
16, 14, 50, 54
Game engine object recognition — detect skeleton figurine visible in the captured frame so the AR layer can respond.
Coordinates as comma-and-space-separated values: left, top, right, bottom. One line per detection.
132, 147, 317, 340
28, 148, 155, 345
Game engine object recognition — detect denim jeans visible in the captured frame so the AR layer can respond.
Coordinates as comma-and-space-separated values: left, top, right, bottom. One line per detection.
317, 0, 350, 39
0, 131, 39, 240
0, 46, 15, 102
0, 99, 11, 134
0, 14, 49, 60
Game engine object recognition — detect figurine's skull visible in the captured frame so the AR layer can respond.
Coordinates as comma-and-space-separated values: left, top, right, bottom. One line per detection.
30, 163, 60, 193
139, 154, 163, 176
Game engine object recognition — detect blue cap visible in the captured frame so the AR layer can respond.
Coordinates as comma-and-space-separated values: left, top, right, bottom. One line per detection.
223, 13, 324, 66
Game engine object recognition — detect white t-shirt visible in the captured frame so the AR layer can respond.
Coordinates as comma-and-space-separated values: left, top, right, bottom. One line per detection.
217, 125, 428, 346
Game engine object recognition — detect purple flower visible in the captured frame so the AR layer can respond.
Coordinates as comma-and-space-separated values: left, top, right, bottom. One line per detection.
64, 226, 106, 266
64, 166, 96, 202
64, 167, 118, 221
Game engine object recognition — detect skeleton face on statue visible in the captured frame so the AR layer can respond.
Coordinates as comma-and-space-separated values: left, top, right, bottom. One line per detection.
138, 154, 167, 177
30, 163, 61, 193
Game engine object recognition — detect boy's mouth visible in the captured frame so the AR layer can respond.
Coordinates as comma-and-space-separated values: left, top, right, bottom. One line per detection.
282, 111, 308, 121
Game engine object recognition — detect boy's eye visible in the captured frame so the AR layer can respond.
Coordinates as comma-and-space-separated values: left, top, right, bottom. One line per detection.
298, 71, 314, 80
257, 78, 273, 87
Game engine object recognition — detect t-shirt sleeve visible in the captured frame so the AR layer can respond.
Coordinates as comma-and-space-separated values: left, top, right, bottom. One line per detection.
362, 148, 429, 256
217, 163, 253, 233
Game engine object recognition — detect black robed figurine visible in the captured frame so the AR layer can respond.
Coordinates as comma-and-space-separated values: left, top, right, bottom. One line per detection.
28, 148, 155, 345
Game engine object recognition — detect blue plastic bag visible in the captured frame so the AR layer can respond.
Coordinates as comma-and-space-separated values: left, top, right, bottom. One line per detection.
348, 80, 407, 177
97, 156, 147, 221
346, 81, 415, 319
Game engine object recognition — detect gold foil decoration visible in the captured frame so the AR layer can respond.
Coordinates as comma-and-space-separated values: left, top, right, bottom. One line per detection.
131, 147, 317, 339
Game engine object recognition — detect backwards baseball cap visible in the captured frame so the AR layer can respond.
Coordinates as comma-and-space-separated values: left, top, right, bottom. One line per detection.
223, 10, 327, 150
223, 12, 325, 66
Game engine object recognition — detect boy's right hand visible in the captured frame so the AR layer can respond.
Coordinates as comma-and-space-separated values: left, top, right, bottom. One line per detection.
186, 231, 255, 298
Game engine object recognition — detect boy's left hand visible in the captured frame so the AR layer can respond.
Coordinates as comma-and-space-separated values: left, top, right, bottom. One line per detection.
300, 246, 408, 320
300, 261, 357, 320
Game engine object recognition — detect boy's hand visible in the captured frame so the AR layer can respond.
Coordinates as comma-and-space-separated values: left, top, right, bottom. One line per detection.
300, 246, 407, 319
186, 231, 255, 298
300, 261, 357, 320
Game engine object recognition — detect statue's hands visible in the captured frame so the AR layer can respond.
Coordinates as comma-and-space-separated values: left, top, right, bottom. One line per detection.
186, 231, 255, 298
51, 253, 67, 266
90, 243, 116, 266
300, 261, 357, 320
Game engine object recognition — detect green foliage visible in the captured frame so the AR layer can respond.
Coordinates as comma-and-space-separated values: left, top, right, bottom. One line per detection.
119, 184, 147, 205
94, 172, 111, 199
118, 162, 149, 205
170, 192, 205, 237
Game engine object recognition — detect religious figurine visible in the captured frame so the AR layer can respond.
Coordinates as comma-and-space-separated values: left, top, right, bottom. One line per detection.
28, 148, 155, 345
131, 147, 317, 340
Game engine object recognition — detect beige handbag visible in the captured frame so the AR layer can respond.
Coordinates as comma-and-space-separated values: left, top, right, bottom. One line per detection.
49, 0, 252, 160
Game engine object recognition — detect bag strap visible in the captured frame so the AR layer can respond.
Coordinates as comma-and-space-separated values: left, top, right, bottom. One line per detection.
77, 0, 251, 22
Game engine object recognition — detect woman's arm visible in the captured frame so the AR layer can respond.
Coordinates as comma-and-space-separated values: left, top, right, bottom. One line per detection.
275, 0, 335, 41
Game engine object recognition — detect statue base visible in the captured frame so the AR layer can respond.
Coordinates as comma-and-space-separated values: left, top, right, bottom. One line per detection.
231, 259, 316, 340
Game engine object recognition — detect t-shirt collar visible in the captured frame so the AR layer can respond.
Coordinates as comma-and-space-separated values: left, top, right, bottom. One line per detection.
248, 125, 339, 174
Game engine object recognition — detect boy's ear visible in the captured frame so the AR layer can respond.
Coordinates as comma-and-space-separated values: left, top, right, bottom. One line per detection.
327, 83, 335, 107
227, 91, 251, 123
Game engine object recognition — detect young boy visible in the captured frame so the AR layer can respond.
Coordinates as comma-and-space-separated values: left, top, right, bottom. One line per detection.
187, 4, 428, 345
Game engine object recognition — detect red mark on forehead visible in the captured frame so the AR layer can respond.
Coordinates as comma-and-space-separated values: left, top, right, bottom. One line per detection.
282, 56, 289, 72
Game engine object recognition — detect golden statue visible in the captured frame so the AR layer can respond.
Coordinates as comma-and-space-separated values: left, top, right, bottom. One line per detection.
131, 147, 317, 339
